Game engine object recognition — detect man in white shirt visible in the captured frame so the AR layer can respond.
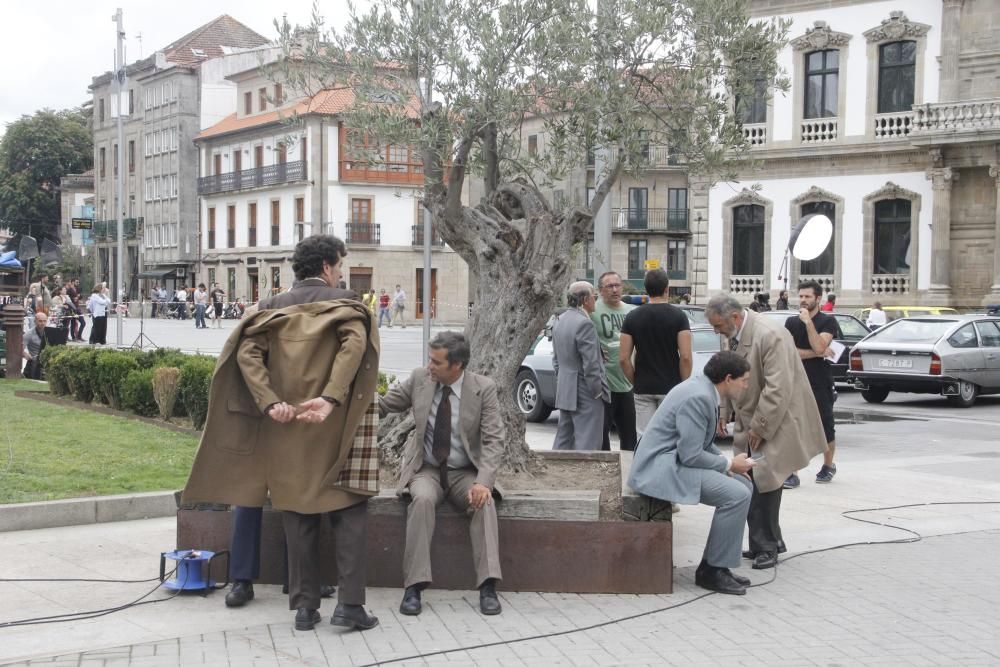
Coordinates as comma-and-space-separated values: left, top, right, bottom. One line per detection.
175, 285, 189, 320
866, 301, 887, 329
391, 284, 407, 328
193, 283, 210, 329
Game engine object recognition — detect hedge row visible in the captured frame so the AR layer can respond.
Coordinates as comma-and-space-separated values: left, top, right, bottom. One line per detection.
38, 346, 394, 430
40, 346, 217, 428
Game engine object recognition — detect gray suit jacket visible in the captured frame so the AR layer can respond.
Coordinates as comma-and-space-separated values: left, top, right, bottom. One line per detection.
627, 375, 729, 505
551, 307, 610, 410
379, 368, 506, 497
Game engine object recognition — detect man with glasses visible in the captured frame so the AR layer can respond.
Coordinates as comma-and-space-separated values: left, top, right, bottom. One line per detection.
593, 271, 637, 451
552, 281, 609, 450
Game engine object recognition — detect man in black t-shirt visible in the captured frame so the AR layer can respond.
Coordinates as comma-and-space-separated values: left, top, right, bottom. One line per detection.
784, 280, 840, 486
619, 268, 692, 435
210, 283, 226, 329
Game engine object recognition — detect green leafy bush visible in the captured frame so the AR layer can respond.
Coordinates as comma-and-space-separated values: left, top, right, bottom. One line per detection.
64, 348, 100, 403
138, 347, 189, 371
94, 350, 140, 409
121, 368, 158, 417
39, 346, 72, 395
179, 355, 217, 429
378, 371, 396, 397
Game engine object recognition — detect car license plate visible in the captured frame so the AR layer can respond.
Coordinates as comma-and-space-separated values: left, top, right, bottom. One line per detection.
878, 358, 913, 369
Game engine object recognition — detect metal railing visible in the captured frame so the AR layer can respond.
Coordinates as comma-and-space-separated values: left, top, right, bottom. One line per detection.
411, 225, 445, 247
611, 208, 689, 232
197, 160, 306, 195
346, 223, 381, 246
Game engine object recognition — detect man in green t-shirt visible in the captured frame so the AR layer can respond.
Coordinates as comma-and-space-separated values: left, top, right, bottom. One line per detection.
592, 271, 637, 451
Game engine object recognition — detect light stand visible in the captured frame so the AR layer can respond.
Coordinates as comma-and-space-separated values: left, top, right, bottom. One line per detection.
776, 247, 790, 295
130, 295, 157, 350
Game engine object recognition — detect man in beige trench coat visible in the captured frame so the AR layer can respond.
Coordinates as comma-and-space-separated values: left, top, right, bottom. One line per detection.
705, 294, 828, 570
183, 235, 381, 632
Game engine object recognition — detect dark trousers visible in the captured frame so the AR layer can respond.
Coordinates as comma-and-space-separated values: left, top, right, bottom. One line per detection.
89, 315, 107, 345
76, 315, 86, 340
283, 500, 368, 610
747, 480, 784, 554
229, 506, 264, 581
602, 390, 637, 452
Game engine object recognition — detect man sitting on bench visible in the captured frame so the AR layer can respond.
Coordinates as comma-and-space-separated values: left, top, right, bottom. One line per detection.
627, 351, 756, 595
379, 331, 506, 616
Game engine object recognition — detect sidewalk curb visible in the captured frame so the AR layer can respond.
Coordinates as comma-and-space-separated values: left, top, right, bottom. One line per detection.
0, 491, 177, 533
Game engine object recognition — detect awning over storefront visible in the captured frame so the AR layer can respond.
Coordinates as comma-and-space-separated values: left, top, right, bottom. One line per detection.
136, 269, 175, 280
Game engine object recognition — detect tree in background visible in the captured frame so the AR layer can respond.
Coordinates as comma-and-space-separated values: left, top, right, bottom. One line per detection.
277, 0, 788, 469
0, 108, 92, 244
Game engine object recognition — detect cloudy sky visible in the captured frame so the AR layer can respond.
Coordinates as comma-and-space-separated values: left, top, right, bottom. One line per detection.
0, 0, 364, 134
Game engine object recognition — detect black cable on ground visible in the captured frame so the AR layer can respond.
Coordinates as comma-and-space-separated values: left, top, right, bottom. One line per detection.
0, 566, 186, 629
0, 575, 162, 584
356, 500, 1000, 667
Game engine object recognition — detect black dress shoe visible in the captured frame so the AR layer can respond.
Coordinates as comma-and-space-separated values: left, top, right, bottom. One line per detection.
225, 580, 254, 608
399, 584, 423, 616
752, 551, 778, 569
725, 569, 751, 587
331, 603, 379, 630
743, 542, 787, 559
479, 579, 502, 615
695, 565, 746, 595
294, 608, 321, 631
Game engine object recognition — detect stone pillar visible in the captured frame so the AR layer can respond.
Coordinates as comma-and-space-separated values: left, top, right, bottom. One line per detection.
688, 175, 711, 304
988, 165, 1000, 301
927, 166, 957, 299
939, 0, 965, 102
3, 303, 26, 380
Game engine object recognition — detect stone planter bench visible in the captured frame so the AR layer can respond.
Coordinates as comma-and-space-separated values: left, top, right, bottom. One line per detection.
176, 450, 673, 594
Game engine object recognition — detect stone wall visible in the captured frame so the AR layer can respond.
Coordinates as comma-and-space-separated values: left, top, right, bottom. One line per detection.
950, 167, 997, 307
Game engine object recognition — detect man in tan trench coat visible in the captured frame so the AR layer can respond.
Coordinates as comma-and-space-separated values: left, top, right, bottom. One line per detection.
183, 235, 380, 632
706, 294, 827, 570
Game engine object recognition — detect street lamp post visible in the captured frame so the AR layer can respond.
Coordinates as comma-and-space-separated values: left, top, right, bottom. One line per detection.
112, 8, 127, 347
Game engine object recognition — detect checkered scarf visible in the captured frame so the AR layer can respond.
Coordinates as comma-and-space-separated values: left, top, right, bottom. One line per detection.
333, 391, 380, 495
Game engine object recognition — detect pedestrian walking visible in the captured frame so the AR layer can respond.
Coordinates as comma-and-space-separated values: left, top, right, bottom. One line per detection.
175, 285, 189, 320
866, 301, 887, 329
210, 283, 225, 328
391, 284, 407, 328
821, 293, 836, 312
377, 288, 391, 327
193, 283, 209, 329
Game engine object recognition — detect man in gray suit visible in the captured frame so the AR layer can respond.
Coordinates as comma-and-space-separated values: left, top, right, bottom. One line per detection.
379, 331, 506, 616
628, 351, 756, 595
552, 281, 610, 450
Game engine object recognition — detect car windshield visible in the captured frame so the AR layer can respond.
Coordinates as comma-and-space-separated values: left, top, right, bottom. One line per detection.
868, 319, 954, 344
682, 307, 708, 324
692, 329, 722, 353
833, 315, 869, 339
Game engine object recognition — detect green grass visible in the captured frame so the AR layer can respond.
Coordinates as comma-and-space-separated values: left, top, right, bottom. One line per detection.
0, 379, 199, 504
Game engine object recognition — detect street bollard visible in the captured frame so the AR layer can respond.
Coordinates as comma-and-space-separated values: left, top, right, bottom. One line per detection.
3, 303, 26, 379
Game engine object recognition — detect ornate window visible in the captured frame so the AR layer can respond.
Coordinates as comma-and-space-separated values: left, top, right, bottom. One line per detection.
878, 41, 916, 114
732, 205, 765, 275
627, 239, 648, 280
737, 78, 768, 125
874, 199, 911, 275
804, 50, 839, 119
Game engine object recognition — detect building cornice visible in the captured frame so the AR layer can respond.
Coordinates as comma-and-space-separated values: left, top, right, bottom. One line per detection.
790, 20, 852, 51
863, 12, 931, 44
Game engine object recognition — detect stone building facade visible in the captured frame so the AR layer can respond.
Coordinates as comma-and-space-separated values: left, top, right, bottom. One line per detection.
87, 15, 269, 297
195, 75, 470, 322
699, 0, 1000, 309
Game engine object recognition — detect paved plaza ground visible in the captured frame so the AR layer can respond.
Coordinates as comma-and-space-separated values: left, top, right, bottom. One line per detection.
2, 326, 1000, 665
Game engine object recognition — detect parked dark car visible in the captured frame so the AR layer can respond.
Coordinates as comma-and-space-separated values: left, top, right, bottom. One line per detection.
757, 310, 871, 383
514, 323, 724, 422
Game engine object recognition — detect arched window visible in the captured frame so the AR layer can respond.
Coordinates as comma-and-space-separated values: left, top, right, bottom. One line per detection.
804, 50, 839, 119
799, 201, 835, 275
732, 204, 765, 275
878, 41, 916, 114
874, 199, 911, 274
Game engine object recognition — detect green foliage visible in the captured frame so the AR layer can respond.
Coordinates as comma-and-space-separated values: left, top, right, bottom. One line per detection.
94, 350, 140, 409
38, 346, 72, 395
377, 371, 396, 396
137, 347, 190, 371
0, 108, 93, 241
179, 356, 217, 429
63, 347, 100, 403
121, 368, 158, 417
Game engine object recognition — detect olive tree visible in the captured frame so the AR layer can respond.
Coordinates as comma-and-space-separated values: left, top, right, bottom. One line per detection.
277, 0, 788, 470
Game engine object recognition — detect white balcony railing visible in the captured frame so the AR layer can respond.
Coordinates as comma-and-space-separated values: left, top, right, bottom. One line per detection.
871, 274, 910, 296
743, 123, 766, 147
730, 275, 764, 296
801, 119, 838, 144
873, 111, 913, 140
911, 99, 1000, 134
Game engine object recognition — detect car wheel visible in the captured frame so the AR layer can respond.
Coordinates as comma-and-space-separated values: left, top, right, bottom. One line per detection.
860, 387, 890, 403
514, 369, 552, 422
947, 380, 978, 408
